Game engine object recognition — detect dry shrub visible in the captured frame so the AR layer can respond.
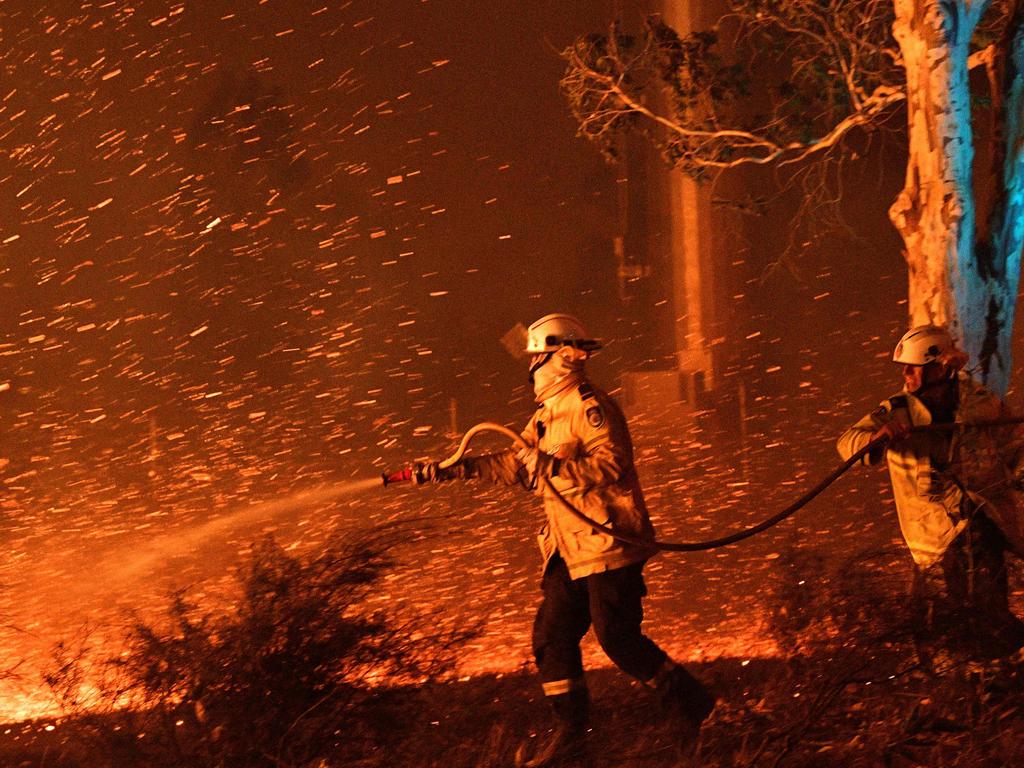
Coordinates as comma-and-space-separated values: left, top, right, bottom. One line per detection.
703, 544, 1024, 768
44, 527, 475, 768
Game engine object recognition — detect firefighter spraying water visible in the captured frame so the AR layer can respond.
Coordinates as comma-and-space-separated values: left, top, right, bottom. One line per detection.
388, 314, 715, 763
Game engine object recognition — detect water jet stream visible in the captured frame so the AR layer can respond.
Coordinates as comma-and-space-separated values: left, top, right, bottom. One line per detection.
108, 476, 385, 585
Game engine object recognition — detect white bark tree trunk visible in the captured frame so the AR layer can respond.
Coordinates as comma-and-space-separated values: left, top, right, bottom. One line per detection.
984, 6, 1024, 395
889, 0, 1005, 390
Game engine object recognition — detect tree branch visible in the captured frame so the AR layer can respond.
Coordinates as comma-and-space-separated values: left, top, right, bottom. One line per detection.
567, 40, 905, 170
561, 8, 906, 174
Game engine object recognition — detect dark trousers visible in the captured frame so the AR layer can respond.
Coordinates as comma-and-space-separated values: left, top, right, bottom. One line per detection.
912, 513, 1024, 658
532, 555, 667, 691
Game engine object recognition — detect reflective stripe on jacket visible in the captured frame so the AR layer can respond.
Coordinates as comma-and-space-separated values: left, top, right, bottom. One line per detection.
464, 380, 657, 579
837, 372, 1024, 567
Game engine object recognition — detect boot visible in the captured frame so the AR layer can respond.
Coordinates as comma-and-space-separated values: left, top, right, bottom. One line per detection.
549, 687, 590, 729
974, 612, 1024, 660
516, 689, 589, 768
654, 662, 717, 742
515, 724, 588, 768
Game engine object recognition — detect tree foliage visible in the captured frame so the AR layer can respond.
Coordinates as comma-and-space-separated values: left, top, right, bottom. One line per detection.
562, 1, 906, 174
562, 1, 1024, 393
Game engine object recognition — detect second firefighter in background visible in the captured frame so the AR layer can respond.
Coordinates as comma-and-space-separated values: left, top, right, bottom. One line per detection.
838, 325, 1024, 661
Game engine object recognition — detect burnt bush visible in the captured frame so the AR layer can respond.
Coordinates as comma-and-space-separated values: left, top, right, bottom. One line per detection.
717, 544, 1024, 768
766, 544, 917, 655
45, 527, 475, 768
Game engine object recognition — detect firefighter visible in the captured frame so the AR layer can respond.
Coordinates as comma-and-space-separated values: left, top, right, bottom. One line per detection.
419, 313, 715, 754
837, 324, 1024, 663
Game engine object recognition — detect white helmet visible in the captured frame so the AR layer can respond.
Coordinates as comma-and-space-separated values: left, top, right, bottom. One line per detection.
525, 313, 600, 354
892, 325, 953, 365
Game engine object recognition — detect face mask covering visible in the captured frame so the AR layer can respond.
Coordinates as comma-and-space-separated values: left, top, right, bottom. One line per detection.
531, 348, 586, 402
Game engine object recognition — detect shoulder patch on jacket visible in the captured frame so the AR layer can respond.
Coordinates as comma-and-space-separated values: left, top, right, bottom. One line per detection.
586, 405, 605, 428
578, 381, 595, 401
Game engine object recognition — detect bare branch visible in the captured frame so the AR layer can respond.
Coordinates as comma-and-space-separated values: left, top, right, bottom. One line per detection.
561, 5, 904, 176
562, 37, 905, 172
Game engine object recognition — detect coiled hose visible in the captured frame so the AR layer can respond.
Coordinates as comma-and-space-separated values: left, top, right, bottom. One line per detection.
437, 418, 1024, 553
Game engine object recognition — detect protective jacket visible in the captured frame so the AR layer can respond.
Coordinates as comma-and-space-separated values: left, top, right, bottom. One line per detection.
464, 379, 657, 579
837, 371, 1024, 567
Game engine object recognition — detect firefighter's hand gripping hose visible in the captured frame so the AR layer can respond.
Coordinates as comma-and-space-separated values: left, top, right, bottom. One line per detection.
382, 417, 1024, 552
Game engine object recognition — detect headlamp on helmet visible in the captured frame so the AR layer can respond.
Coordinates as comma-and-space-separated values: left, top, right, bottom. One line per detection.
524, 313, 601, 355
892, 325, 953, 366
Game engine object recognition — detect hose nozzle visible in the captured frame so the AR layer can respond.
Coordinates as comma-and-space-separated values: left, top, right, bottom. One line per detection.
381, 466, 421, 487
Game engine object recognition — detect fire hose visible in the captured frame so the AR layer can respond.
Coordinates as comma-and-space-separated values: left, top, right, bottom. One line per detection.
382, 417, 1024, 553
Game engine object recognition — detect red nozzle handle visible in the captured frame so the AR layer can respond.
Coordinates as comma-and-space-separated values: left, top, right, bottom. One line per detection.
381, 467, 419, 486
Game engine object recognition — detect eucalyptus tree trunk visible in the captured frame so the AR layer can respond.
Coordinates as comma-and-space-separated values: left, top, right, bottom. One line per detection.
982, 4, 1024, 395
889, 0, 1010, 392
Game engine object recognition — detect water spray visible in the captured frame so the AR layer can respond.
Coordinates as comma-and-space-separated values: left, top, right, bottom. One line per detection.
89, 477, 387, 588
383, 417, 1024, 552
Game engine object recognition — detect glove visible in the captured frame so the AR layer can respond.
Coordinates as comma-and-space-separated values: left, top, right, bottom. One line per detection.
415, 460, 460, 484
871, 418, 911, 444
515, 447, 557, 489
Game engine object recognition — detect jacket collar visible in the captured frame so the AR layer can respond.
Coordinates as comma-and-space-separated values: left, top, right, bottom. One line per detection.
902, 370, 977, 425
